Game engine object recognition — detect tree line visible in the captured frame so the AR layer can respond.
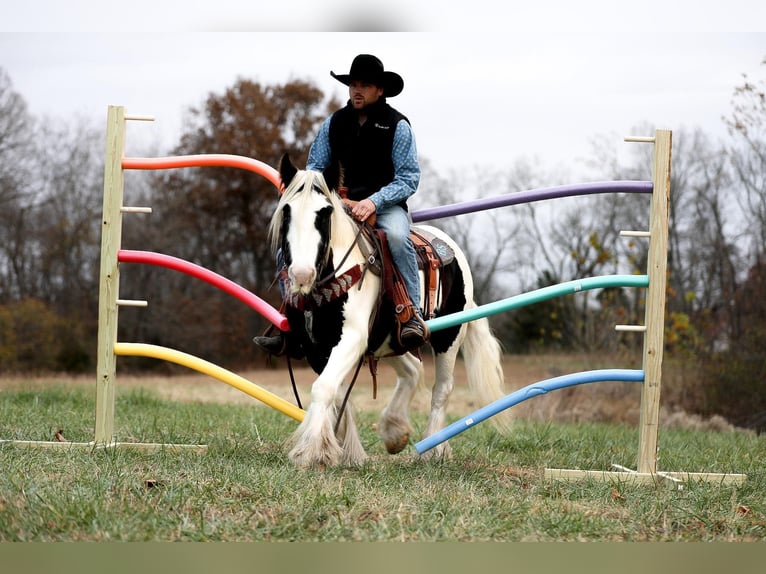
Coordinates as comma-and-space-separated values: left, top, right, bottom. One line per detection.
1, 59, 765, 428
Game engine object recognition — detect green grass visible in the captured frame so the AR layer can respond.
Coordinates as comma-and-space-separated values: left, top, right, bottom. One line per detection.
1, 386, 765, 541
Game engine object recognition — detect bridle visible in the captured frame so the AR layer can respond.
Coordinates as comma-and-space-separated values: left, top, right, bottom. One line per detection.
281, 205, 380, 311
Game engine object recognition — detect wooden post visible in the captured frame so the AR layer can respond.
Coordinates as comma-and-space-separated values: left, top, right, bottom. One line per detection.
539, 130, 740, 484
94, 105, 126, 446
636, 129, 672, 474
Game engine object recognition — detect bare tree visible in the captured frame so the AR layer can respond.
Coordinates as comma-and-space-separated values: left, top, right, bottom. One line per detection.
33, 118, 104, 314
724, 57, 766, 260
0, 68, 105, 369
0, 68, 35, 205
0, 68, 37, 302
698, 57, 766, 426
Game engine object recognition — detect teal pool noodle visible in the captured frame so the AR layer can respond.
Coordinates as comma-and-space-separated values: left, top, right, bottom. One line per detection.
425, 274, 649, 333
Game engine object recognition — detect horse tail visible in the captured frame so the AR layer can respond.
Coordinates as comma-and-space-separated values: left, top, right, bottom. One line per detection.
460, 307, 513, 433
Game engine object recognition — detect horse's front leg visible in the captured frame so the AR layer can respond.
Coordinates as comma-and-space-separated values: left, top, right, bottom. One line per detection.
288, 316, 369, 469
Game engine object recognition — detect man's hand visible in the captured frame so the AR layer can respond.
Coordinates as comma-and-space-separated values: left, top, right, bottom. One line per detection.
351, 198, 377, 222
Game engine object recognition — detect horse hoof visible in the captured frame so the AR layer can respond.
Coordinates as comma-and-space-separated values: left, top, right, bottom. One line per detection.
289, 446, 335, 470
291, 455, 329, 470
385, 433, 410, 454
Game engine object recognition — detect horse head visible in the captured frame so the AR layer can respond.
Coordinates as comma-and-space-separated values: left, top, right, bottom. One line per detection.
270, 153, 350, 296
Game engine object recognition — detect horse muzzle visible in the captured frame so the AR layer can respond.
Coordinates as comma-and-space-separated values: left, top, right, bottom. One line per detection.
288, 265, 317, 294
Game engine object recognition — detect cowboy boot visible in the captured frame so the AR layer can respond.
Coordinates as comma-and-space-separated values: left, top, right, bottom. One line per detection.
400, 313, 430, 349
253, 333, 287, 356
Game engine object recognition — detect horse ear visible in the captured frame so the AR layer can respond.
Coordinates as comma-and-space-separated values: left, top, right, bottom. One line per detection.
322, 159, 344, 192
279, 153, 299, 189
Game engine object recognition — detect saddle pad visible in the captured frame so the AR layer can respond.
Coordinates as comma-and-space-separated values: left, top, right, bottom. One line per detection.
410, 227, 455, 266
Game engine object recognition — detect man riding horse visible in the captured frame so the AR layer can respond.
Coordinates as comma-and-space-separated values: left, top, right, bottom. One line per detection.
255, 53, 429, 356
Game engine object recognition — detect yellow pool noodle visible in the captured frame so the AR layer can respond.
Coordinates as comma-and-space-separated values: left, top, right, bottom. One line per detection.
114, 342, 305, 422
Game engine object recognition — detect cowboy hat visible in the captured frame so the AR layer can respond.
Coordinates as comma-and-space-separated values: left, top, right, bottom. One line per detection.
330, 54, 404, 98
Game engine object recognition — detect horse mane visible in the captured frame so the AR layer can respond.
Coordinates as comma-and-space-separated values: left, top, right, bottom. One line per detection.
268, 169, 358, 256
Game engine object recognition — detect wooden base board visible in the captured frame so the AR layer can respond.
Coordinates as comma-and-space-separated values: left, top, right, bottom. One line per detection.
545, 466, 746, 487
1, 439, 208, 454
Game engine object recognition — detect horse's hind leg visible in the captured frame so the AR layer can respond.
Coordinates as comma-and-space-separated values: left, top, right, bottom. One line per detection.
420, 341, 461, 460
377, 353, 423, 454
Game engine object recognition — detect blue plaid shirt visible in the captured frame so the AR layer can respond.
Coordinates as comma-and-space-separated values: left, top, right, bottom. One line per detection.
306, 115, 420, 211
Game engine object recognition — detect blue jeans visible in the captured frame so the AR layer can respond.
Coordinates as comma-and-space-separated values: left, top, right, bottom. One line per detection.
376, 205, 421, 312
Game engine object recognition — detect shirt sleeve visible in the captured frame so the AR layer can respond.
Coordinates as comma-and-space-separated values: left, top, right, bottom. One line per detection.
367, 119, 421, 211
306, 116, 332, 172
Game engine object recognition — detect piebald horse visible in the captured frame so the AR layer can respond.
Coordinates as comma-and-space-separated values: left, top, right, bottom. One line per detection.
270, 154, 509, 468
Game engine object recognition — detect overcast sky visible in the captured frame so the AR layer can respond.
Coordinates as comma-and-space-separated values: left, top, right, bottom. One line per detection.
2, 3, 765, 179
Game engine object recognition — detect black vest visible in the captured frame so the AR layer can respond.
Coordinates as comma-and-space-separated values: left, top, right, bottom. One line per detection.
328, 99, 409, 205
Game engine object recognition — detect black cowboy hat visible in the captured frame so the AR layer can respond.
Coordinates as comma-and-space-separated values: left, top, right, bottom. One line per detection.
330, 54, 404, 98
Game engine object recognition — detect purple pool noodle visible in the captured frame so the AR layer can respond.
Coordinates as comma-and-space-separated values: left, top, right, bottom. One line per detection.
411, 181, 652, 222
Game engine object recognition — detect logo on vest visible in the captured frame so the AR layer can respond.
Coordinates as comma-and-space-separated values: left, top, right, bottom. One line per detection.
374, 123, 390, 130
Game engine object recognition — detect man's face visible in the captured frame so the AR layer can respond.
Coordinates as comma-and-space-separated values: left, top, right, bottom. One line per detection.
348, 80, 384, 110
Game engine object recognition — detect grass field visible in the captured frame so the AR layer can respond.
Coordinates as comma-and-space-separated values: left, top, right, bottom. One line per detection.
1, 355, 764, 542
